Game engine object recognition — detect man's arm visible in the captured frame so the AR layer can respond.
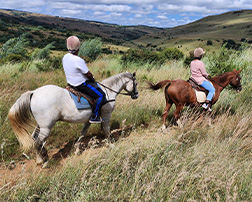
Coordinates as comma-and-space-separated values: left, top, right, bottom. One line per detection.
84, 71, 95, 82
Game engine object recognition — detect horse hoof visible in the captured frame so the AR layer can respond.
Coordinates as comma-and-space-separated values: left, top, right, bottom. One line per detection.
176, 120, 183, 128
74, 142, 85, 156
36, 157, 45, 165
36, 154, 49, 165
74, 147, 82, 156
161, 124, 167, 130
41, 161, 49, 169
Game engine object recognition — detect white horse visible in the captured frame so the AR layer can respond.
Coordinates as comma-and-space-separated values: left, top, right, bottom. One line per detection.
8, 72, 138, 165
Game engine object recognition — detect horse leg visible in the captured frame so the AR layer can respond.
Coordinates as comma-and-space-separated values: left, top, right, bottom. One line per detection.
162, 102, 172, 129
101, 114, 112, 140
32, 125, 51, 165
172, 104, 184, 127
74, 122, 91, 155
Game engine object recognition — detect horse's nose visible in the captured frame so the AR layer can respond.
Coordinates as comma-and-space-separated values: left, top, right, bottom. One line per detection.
237, 85, 242, 92
131, 92, 139, 99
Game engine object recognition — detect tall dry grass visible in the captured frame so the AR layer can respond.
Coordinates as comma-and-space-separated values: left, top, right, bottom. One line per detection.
0, 49, 252, 201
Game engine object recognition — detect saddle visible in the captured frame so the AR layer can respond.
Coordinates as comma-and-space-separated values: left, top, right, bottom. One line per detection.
66, 85, 95, 109
187, 78, 209, 93
187, 78, 210, 103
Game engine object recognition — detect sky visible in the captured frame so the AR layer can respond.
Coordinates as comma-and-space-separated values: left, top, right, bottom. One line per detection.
0, 0, 252, 28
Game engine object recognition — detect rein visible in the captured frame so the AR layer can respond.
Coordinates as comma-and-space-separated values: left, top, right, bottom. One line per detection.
97, 81, 134, 97
209, 72, 240, 89
209, 78, 225, 88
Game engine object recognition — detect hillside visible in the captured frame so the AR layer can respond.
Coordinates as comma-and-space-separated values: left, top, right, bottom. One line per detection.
0, 9, 252, 53
0, 9, 162, 49
134, 10, 252, 53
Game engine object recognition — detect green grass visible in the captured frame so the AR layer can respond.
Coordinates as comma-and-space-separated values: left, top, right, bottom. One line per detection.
1, 49, 252, 201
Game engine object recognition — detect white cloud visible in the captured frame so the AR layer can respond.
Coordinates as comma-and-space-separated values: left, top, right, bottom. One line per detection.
93, 11, 105, 15
110, 12, 122, 17
135, 14, 142, 18
157, 15, 168, 20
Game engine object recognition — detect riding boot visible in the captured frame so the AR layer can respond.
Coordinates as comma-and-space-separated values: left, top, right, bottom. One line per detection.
204, 100, 212, 112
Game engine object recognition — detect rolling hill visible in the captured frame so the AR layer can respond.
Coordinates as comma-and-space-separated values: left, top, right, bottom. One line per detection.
133, 10, 252, 53
0, 9, 252, 53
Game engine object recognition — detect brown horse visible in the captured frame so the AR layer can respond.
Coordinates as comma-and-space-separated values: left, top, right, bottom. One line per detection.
147, 69, 242, 128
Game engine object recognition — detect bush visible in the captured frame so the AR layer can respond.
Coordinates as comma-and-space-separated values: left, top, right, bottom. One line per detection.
79, 38, 102, 61
183, 50, 194, 67
203, 45, 239, 75
35, 56, 62, 71
207, 40, 213, 45
222, 39, 241, 50
0, 33, 29, 60
161, 47, 184, 60
121, 48, 165, 66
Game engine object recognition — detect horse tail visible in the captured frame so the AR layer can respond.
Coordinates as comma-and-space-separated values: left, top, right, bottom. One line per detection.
8, 91, 35, 151
147, 80, 171, 90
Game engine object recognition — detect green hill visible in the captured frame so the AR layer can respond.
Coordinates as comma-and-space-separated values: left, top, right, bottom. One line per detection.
0, 9, 163, 49
134, 10, 252, 53
0, 9, 252, 53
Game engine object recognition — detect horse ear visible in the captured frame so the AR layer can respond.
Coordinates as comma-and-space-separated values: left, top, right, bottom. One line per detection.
133, 72, 136, 77
237, 69, 242, 74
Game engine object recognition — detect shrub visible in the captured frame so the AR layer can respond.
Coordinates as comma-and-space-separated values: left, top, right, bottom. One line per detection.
222, 39, 241, 50
183, 50, 194, 67
161, 47, 184, 60
38, 43, 55, 59
0, 33, 29, 60
79, 38, 102, 61
121, 48, 165, 66
207, 40, 213, 45
203, 45, 238, 75
35, 56, 63, 71
5, 54, 23, 62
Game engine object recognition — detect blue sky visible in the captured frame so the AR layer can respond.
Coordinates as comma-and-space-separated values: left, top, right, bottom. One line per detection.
1, 0, 251, 28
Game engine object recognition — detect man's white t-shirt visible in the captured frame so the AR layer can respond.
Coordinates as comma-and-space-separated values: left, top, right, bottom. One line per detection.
63, 53, 89, 86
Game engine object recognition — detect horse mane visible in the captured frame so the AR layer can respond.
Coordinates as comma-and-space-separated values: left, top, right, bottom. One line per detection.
212, 71, 230, 83
101, 72, 133, 86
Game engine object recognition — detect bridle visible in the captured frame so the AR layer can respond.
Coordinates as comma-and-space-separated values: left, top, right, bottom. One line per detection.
209, 72, 241, 90
97, 75, 138, 99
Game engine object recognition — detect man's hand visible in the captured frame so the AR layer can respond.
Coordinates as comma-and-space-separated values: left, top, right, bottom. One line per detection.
85, 71, 95, 82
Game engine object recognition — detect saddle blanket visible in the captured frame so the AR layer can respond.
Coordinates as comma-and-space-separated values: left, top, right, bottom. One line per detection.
194, 90, 207, 103
69, 92, 91, 109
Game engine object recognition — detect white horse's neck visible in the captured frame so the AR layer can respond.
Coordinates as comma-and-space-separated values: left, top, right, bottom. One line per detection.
100, 73, 130, 99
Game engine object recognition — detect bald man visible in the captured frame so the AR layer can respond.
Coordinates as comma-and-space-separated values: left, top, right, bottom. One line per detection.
63, 36, 106, 123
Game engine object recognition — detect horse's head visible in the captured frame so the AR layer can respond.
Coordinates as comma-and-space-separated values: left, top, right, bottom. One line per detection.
125, 72, 139, 99
229, 69, 242, 92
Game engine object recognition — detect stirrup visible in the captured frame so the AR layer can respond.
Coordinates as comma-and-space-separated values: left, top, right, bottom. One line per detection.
89, 116, 102, 124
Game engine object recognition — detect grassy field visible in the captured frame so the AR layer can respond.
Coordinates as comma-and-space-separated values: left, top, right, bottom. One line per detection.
0, 48, 252, 201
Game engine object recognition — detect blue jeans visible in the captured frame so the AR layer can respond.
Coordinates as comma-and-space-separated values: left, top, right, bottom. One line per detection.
200, 81, 215, 101
75, 81, 106, 117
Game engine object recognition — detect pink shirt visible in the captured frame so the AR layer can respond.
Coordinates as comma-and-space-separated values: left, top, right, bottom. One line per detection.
190, 59, 209, 85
